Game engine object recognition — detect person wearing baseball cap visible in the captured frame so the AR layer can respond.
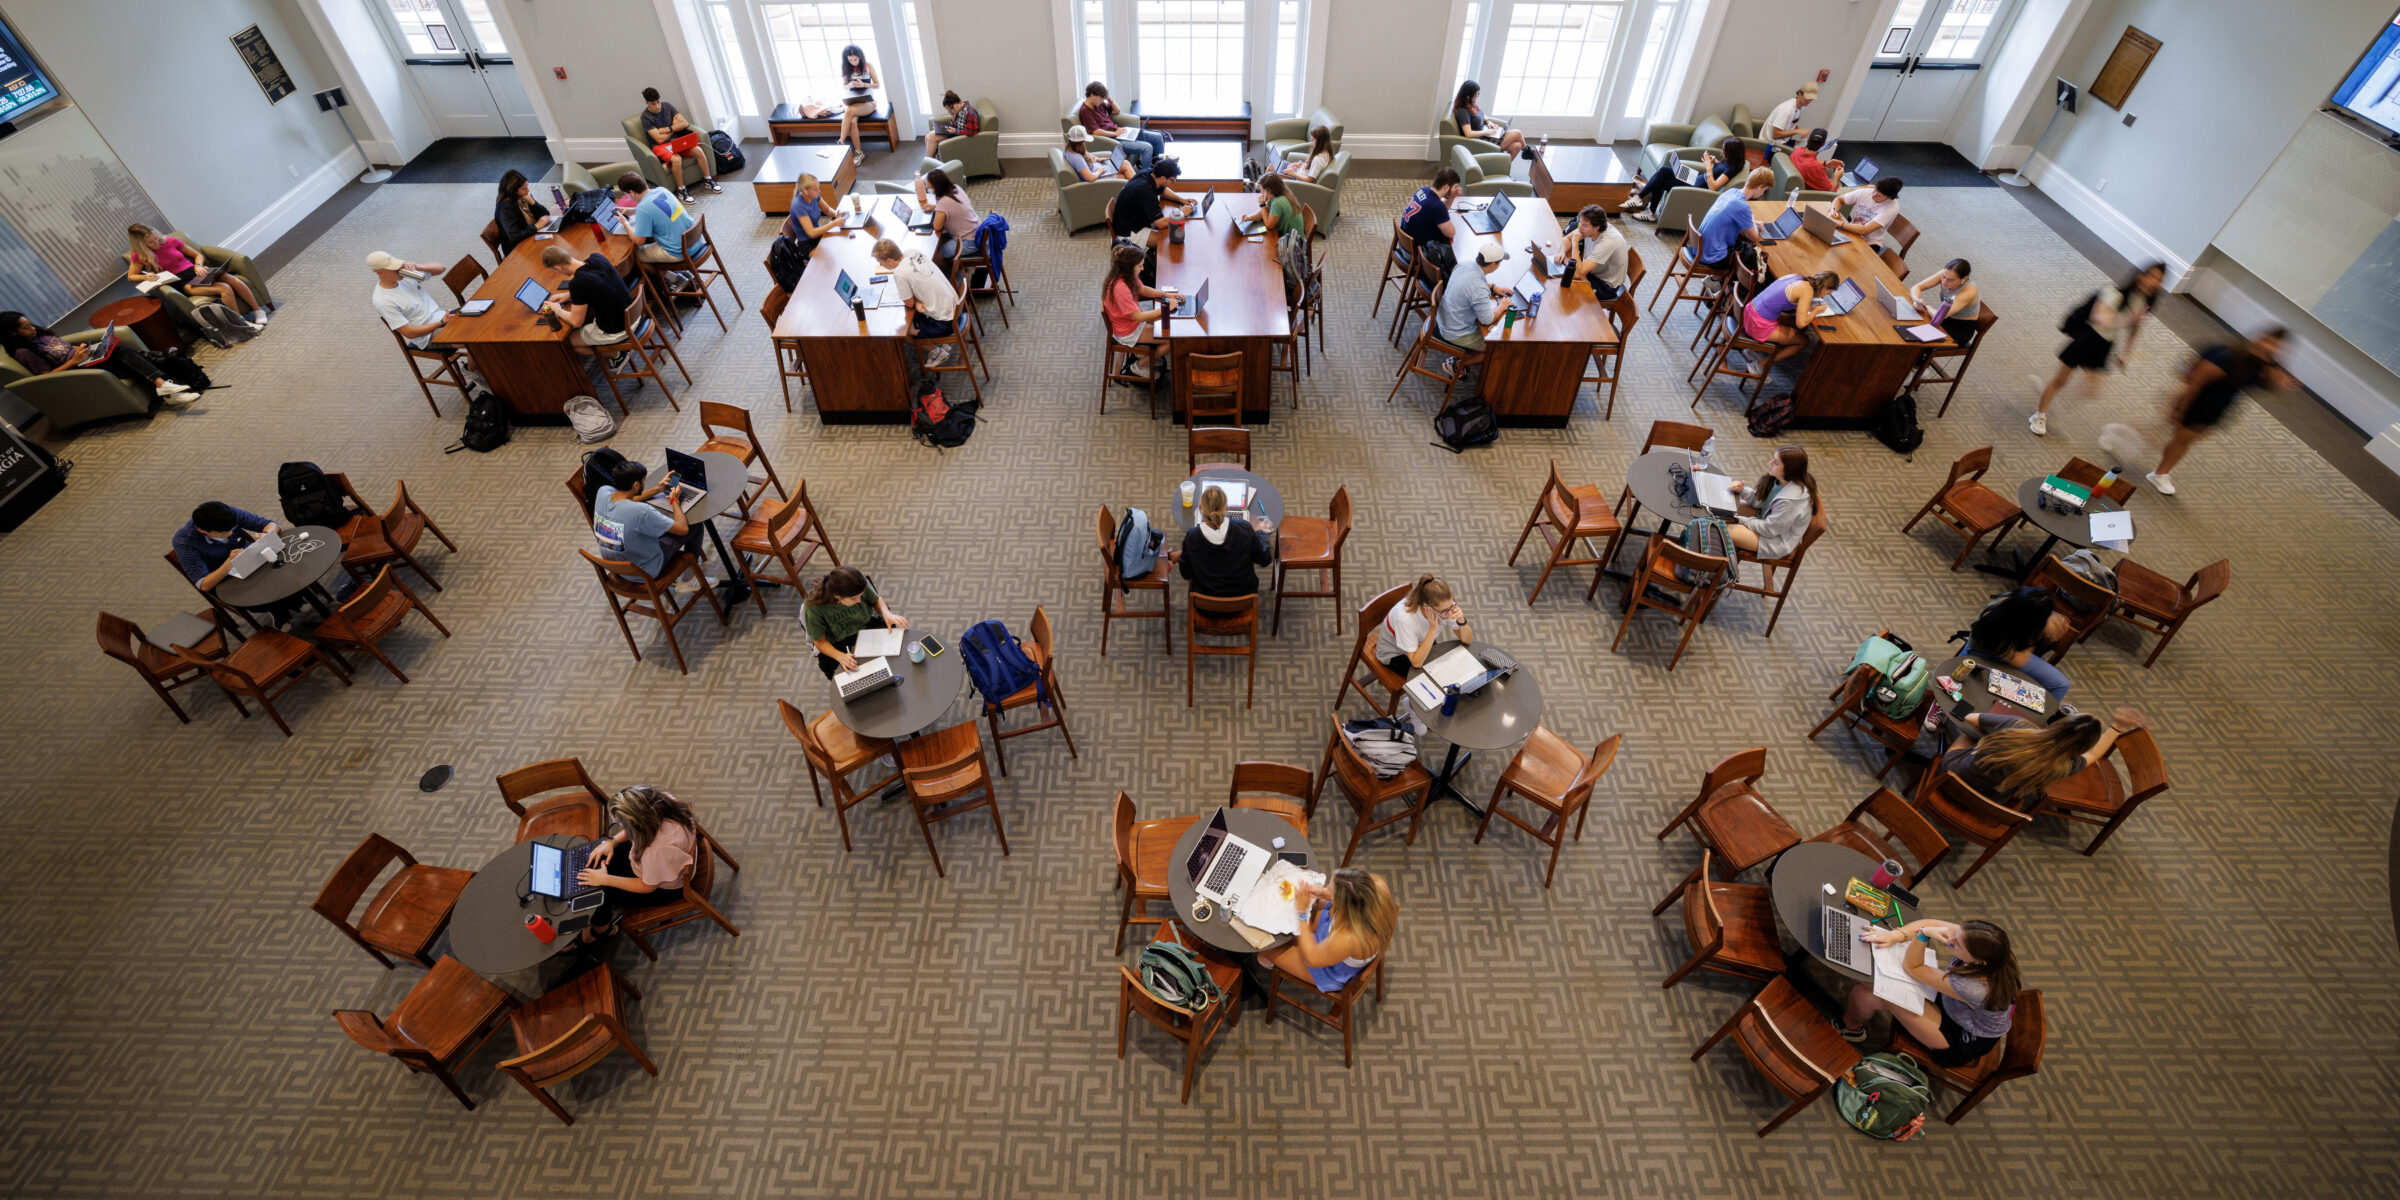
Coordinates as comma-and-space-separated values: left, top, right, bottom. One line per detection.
1764, 82, 1818, 148
1432, 240, 1510, 397
1061, 124, 1134, 183
367, 251, 452, 348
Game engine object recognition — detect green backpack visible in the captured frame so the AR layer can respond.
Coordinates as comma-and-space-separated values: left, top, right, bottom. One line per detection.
1836, 1052, 1931, 1140
1848, 634, 1929, 719
1136, 940, 1224, 1011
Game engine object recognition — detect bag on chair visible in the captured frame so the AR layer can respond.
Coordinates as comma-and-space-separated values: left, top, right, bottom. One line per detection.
1848, 634, 1929, 719
959, 619, 1046, 707
1341, 714, 1421, 779
1113, 507, 1162, 589
1137, 939, 1224, 1010
564, 395, 617, 443
277, 461, 352, 529
187, 302, 260, 348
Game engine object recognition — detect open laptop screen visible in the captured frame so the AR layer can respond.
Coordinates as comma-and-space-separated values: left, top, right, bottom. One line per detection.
1185, 809, 1229, 881
528, 842, 567, 896
514, 276, 551, 311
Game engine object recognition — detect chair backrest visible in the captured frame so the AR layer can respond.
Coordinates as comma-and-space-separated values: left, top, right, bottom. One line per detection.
94, 612, 155, 671
581, 548, 663, 600
480, 220, 503, 259
1110, 789, 1137, 876
2032, 555, 2115, 614
1326, 486, 1353, 554
1856, 786, 1949, 872
1353, 583, 1409, 659
1096, 504, 1122, 587
1324, 711, 1383, 795
1928, 769, 2033, 828
1691, 848, 1724, 942
1119, 963, 1203, 1025
313, 833, 412, 928
1703, 747, 1768, 797
1187, 351, 1244, 419
759, 489, 810, 549
329, 564, 405, 633
1948, 446, 1994, 487
1642, 419, 1712, 454
1190, 592, 1258, 623
902, 738, 990, 808
1229, 761, 1314, 806
776, 699, 841, 779
1301, 202, 1319, 244
2185, 559, 2231, 611
1189, 426, 1251, 470
2112, 728, 2171, 804
697, 400, 752, 442
567, 466, 597, 526
497, 757, 607, 820
1888, 214, 1923, 256
1029, 605, 1059, 667
332, 1008, 433, 1066
443, 258, 487, 304
1995, 988, 2046, 1076
1649, 534, 1727, 593
762, 286, 791, 330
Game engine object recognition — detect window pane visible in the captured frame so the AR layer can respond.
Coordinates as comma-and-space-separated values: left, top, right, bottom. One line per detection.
1272, 0, 1301, 115
1452, 1, 1481, 95
708, 3, 759, 117
759, 2, 879, 109
457, 0, 507, 53
1082, 0, 1108, 90
1623, 1, 1678, 122
1135, 1, 1245, 113
1493, 2, 1621, 117
1925, 0, 2003, 60
382, 0, 444, 56
1877, 0, 1926, 58
900, 0, 934, 115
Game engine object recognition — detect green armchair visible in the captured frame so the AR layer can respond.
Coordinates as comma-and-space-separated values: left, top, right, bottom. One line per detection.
564, 160, 640, 197
621, 115, 679, 190
1050, 147, 1125, 234
1438, 115, 1501, 160
1448, 143, 1534, 198
1284, 150, 1350, 227
936, 98, 1002, 181
1264, 108, 1342, 163
1768, 151, 1803, 198
1656, 184, 1723, 240
0, 327, 158, 430
870, 157, 965, 195
128, 232, 273, 331
1639, 110, 1769, 178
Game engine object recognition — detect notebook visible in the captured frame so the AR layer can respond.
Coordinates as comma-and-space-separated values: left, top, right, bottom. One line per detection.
1870, 940, 1941, 1013
852, 628, 905, 658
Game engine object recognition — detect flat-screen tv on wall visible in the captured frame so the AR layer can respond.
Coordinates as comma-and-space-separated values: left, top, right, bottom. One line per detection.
2331, 8, 2400, 138
0, 14, 63, 127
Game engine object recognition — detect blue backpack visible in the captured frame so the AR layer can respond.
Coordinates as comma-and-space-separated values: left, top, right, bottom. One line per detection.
1113, 508, 1162, 590
960, 620, 1045, 707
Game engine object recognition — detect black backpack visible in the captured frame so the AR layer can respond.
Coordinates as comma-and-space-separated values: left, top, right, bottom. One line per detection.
1875, 391, 1925, 457
458, 393, 510, 452
1433, 395, 1497, 451
277, 461, 352, 529
151, 348, 213, 391
709, 130, 745, 174
910, 382, 978, 449
767, 234, 808, 292
2059, 289, 2099, 336
1747, 391, 1794, 437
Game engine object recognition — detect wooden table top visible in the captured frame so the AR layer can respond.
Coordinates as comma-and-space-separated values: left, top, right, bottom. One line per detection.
434, 221, 635, 347
772, 207, 941, 339
1445, 196, 1619, 346
1752, 198, 1945, 350
1156, 194, 1291, 341
1533, 145, 1636, 185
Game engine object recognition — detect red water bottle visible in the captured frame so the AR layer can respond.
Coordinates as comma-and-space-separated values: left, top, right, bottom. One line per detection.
525, 913, 556, 942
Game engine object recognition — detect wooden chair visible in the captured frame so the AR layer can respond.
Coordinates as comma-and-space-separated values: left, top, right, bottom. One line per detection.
983, 606, 1078, 777
95, 611, 228, 723
1579, 276, 1637, 420
1185, 350, 1245, 426
572, 279, 686, 413
1099, 327, 1163, 416
1273, 485, 1350, 635
912, 301, 987, 404
162, 549, 261, 634
496, 961, 655, 1125
2110, 558, 2228, 669
1907, 306, 2000, 417
1890, 989, 2046, 1124
386, 327, 472, 417
1097, 504, 1172, 655
310, 565, 450, 683
1611, 530, 1728, 671
1287, 257, 1327, 382
1652, 778, 1802, 914
950, 243, 1015, 330
1724, 497, 1828, 638
1313, 711, 1433, 865
175, 629, 352, 738
478, 220, 505, 261
579, 547, 727, 676
760, 286, 809, 411
897, 721, 1008, 877
333, 475, 458, 592
1661, 849, 1786, 988
1264, 929, 1386, 1068
1335, 583, 1410, 716
1187, 592, 1260, 708
1686, 253, 1759, 365
2023, 554, 2116, 664
617, 819, 742, 960
565, 464, 599, 527
645, 213, 742, 333
1385, 296, 1480, 406
1474, 729, 1621, 888
497, 757, 610, 844
1689, 281, 1774, 411
1610, 420, 1713, 547
729, 480, 840, 612
441, 257, 487, 305
332, 955, 514, 1110
313, 833, 472, 969
1912, 767, 2034, 888
2035, 726, 2169, 857
777, 700, 897, 852
1901, 446, 2022, 571
1509, 458, 1622, 605
697, 400, 787, 516
1649, 215, 1733, 332
1368, 218, 1417, 321
1808, 787, 1952, 889
1692, 975, 1863, 1136
1883, 214, 1923, 274
1188, 426, 1251, 472
1112, 789, 1198, 952
1386, 237, 1442, 347
1228, 760, 1316, 835
1806, 634, 1933, 779
1119, 921, 1243, 1102
1657, 747, 1767, 840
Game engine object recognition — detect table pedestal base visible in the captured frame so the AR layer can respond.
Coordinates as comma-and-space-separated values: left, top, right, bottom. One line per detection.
1426, 742, 1485, 818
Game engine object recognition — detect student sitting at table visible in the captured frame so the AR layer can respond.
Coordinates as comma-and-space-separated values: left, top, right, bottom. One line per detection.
592, 460, 697, 583
1936, 707, 2148, 804
1835, 176, 1905, 252
1109, 159, 1193, 249
1907, 258, 1981, 343
1, 311, 193, 405
171, 501, 309, 626
1451, 81, 1526, 158
575, 784, 700, 939
366, 251, 451, 349
1623, 135, 1744, 223
1101, 244, 1171, 377
1963, 587, 2077, 700
1742, 269, 1839, 371
1697, 167, 1774, 274
538, 245, 633, 369
1401, 168, 1463, 253
617, 172, 705, 266
1063, 125, 1136, 183
1833, 918, 2020, 1065
1265, 867, 1397, 994
1258, 172, 1302, 235
804, 566, 910, 677
1725, 445, 1819, 558
780, 173, 848, 251
1434, 242, 1508, 397
1789, 128, 1844, 192
1569, 205, 1630, 300
1280, 126, 1336, 182
924, 90, 980, 160
1177, 484, 1276, 599
1374, 575, 1472, 674
127, 224, 268, 325
913, 167, 978, 273
492, 169, 550, 257
873, 238, 960, 367
1078, 81, 1170, 170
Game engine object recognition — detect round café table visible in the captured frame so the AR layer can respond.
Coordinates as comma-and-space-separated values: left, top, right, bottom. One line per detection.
1931, 653, 2060, 725
1409, 640, 1543, 818
1769, 841, 1919, 985
1975, 476, 2130, 582
1166, 807, 1314, 956
1169, 468, 1284, 532
449, 834, 593, 979
1609, 448, 1715, 577
645, 450, 757, 606
829, 634, 967, 741
213, 524, 347, 618
90, 294, 185, 355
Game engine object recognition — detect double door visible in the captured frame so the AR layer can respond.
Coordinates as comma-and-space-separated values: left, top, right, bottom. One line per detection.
373, 0, 541, 138
1845, 0, 2015, 142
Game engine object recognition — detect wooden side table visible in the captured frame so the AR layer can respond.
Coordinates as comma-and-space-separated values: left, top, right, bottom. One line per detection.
90, 295, 184, 355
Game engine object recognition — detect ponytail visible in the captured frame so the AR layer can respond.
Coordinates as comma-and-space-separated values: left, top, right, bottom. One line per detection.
1406, 574, 1452, 614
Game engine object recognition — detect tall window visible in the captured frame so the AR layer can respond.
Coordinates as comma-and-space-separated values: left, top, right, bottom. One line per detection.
1493, 2, 1623, 116
757, 1, 878, 104
898, 0, 934, 114
1924, 0, 2003, 60
457, 0, 507, 52
1080, 0, 1109, 90
1270, 1, 1301, 115
704, 1, 759, 116
1451, 1, 1482, 95
1622, 0, 1678, 121
1135, 2, 1245, 112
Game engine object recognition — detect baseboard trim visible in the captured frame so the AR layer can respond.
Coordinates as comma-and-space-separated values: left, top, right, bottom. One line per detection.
221, 147, 366, 259
2188, 266, 2400, 439
561, 137, 628, 165
1340, 133, 1436, 161
2023, 153, 2193, 288
1977, 141, 2031, 173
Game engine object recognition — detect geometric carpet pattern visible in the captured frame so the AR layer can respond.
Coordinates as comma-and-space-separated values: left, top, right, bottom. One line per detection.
2, 171, 2395, 1199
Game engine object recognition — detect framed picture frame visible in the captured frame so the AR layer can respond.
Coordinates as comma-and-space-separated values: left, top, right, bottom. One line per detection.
2090, 26, 2162, 111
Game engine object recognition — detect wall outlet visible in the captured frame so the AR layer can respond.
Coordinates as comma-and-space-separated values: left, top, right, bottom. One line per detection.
2122, 113, 2137, 127
2095, 177, 2108, 192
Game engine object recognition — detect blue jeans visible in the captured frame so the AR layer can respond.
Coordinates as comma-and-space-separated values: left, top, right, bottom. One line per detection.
1113, 128, 1168, 169
1967, 642, 2071, 700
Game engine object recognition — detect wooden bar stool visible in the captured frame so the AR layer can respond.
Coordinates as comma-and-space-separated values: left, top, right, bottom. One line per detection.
643, 213, 742, 333
1272, 485, 1350, 634
1369, 218, 1415, 320
760, 287, 809, 411
1509, 458, 1621, 605
1112, 790, 1197, 952
778, 699, 898, 853
913, 304, 986, 404
982, 607, 1078, 776
1612, 531, 1729, 671
1187, 592, 1260, 708
1688, 254, 1759, 361
1908, 306, 2000, 417
571, 280, 687, 414
1100, 329, 1164, 416
1313, 711, 1431, 865
1119, 921, 1242, 1102
897, 721, 1008, 878
387, 327, 470, 418
1648, 215, 1732, 332
1387, 237, 1440, 347
1385, 294, 1479, 407
697, 400, 787, 514
729, 480, 839, 610
1729, 498, 1829, 637
1474, 729, 1621, 888
1334, 583, 1410, 716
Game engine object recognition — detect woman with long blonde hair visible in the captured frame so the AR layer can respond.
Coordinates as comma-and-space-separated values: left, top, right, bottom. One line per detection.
1940, 706, 2147, 801
1836, 917, 2023, 1065
1270, 868, 1397, 993
575, 784, 701, 935
126, 224, 265, 323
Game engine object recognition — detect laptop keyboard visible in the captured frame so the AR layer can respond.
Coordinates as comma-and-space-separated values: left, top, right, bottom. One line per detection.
1824, 910, 1863, 969
560, 842, 600, 897
1203, 843, 1249, 893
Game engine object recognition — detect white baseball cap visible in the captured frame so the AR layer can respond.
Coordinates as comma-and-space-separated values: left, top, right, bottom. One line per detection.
1066, 124, 1089, 143
1475, 242, 1508, 265
365, 251, 406, 272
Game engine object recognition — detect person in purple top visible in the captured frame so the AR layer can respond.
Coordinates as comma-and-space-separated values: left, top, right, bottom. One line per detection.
1836, 918, 2023, 1068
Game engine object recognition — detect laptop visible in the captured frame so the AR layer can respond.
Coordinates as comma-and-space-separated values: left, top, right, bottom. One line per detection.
513, 275, 553, 312
1167, 278, 1210, 319
1759, 200, 1805, 243
1822, 904, 1871, 972
1800, 203, 1851, 246
1184, 807, 1271, 906
1816, 277, 1867, 316
833, 268, 891, 309
224, 528, 286, 580
649, 447, 709, 511
1690, 469, 1741, 516
1876, 278, 1922, 321
528, 840, 607, 910
1506, 272, 1543, 313
1527, 241, 1566, 280
1235, 201, 1269, 237
1840, 156, 1879, 189
84, 322, 119, 362
1672, 160, 1705, 187
833, 655, 899, 700
1197, 188, 1217, 222
889, 195, 935, 233
1460, 189, 1516, 235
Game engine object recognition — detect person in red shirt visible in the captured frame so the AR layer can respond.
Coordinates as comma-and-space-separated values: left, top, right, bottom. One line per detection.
1789, 128, 1844, 193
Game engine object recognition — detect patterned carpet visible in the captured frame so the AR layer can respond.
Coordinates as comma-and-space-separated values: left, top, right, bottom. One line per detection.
3, 173, 2396, 1199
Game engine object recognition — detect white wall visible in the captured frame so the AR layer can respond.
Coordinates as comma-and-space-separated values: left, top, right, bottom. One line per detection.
1687, 0, 1879, 132
1948, 0, 2090, 170
1318, 0, 1452, 148
931, 0, 1065, 150
7, 0, 361, 252
507, 0, 682, 160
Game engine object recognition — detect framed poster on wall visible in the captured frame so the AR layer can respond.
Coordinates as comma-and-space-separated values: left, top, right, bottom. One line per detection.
2089, 26, 2161, 110
230, 24, 294, 104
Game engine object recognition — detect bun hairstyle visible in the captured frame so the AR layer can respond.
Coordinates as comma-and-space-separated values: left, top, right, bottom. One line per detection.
1405, 574, 1452, 614
1197, 484, 1228, 529
1945, 257, 1971, 279
808, 565, 870, 607
941, 89, 962, 109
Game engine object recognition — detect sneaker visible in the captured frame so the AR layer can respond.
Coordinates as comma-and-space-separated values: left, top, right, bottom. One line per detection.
155, 380, 192, 397
676, 189, 695, 204
853, 151, 866, 166
701, 179, 724, 194
924, 345, 956, 368
1700, 279, 1722, 298
249, 309, 272, 325
159, 389, 199, 409
1632, 209, 1658, 224
1834, 1019, 1868, 1045
1616, 196, 1647, 211
606, 351, 634, 373
2027, 410, 2048, 436
2145, 471, 2176, 495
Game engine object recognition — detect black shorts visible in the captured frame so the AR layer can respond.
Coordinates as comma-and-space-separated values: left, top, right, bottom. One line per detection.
1931, 1003, 2001, 1068
2057, 329, 2113, 370
2178, 388, 2236, 430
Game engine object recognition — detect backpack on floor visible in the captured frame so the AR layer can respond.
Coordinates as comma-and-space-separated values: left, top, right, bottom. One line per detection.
277, 461, 353, 529
1341, 714, 1421, 779
151, 348, 213, 391
1113, 507, 1161, 589
767, 234, 808, 292
187, 302, 260, 349
1848, 634, 1930, 720
959, 619, 1046, 707
457, 392, 510, 452
1875, 390, 1924, 457
1433, 396, 1497, 452
564, 395, 617, 443
910, 383, 976, 449
1746, 391, 1793, 437
1137, 939, 1224, 1010
709, 130, 745, 174
1836, 1052, 1931, 1141
578, 447, 627, 511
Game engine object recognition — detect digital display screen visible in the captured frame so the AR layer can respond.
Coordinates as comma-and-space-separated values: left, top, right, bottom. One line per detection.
2330, 10, 2400, 137
0, 17, 61, 125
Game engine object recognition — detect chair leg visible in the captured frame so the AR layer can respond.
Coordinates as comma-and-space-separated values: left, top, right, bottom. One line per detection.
1756, 1088, 1824, 1137
430, 1062, 478, 1110
919, 813, 947, 878
1950, 841, 2004, 888
986, 706, 1009, 778
1652, 862, 1702, 916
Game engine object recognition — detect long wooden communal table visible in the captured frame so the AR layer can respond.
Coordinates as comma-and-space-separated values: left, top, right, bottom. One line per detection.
1440, 194, 1621, 428
1751, 197, 1949, 427
430, 218, 636, 422
1156, 193, 1290, 425
772, 199, 940, 424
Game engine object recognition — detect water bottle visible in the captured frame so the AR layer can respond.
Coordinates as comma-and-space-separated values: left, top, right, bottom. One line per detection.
2097, 465, 2119, 492
1697, 436, 1716, 472
1441, 684, 1460, 717
1539, 133, 1550, 157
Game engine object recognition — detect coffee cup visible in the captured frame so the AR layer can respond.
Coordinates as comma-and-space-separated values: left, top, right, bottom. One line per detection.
1180, 480, 1196, 507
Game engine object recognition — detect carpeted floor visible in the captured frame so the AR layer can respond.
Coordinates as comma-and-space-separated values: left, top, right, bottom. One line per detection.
389, 138, 557, 185
2, 172, 2396, 1199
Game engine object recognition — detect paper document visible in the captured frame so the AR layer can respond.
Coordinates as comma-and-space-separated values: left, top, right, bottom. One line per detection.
1232, 860, 1326, 935
852, 628, 905, 658
1903, 323, 1947, 343
1422, 646, 1484, 689
2087, 510, 2133, 544
1403, 674, 1446, 712
1870, 941, 1941, 1014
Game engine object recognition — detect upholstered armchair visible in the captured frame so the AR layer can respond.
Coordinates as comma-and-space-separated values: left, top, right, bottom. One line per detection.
1448, 143, 1535, 198
871, 158, 966, 195
1264, 108, 1342, 163
937, 98, 1002, 180
0, 326, 158, 429
620, 115, 679, 190
1283, 150, 1351, 226
1050, 148, 1126, 233
1438, 115, 1500, 160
